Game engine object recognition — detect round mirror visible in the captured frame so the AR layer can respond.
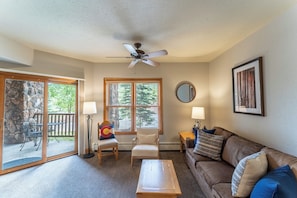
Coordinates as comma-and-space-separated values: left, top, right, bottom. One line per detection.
175, 81, 196, 103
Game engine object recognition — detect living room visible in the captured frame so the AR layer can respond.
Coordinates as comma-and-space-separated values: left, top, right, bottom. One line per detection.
1, 1, 297, 197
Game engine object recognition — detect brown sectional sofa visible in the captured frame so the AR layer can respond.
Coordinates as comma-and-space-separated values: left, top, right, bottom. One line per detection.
184, 127, 297, 198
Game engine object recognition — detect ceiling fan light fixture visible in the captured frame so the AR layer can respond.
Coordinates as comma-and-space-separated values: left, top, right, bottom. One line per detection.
134, 42, 142, 49
110, 42, 168, 68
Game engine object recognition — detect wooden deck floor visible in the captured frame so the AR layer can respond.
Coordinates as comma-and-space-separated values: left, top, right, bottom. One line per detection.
3, 137, 75, 168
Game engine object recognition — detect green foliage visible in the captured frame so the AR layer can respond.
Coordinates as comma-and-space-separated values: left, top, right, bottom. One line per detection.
114, 82, 158, 128
48, 83, 76, 113
135, 83, 157, 127
118, 83, 131, 119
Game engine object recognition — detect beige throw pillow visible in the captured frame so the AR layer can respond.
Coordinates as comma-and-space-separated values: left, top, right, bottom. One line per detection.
137, 134, 157, 145
231, 151, 268, 197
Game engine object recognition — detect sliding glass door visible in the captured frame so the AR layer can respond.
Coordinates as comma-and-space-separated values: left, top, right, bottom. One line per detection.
0, 72, 78, 174
1, 77, 45, 170
47, 82, 77, 157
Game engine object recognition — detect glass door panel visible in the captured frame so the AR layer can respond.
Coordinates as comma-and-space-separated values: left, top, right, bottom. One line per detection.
47, 83, 76, 157
2, 79, 44, 170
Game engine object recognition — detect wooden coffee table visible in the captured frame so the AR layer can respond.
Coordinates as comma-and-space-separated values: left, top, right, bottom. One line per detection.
136, 159, 182, 198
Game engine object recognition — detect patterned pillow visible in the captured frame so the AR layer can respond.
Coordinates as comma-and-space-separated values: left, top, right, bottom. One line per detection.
193, 131, 224, 161
231, 151, 268, 197
98, 121, 115, 140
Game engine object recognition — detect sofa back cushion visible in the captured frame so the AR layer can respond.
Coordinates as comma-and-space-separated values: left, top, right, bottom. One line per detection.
262, 147, 297, 179
213, 127, 234, 140
222, 135, 264, 167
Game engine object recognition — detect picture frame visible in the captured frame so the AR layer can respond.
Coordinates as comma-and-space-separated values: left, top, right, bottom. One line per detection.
232, 57, 264, 116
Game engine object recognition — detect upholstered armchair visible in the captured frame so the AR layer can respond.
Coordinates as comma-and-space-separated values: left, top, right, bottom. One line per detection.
131, 128, 159, 166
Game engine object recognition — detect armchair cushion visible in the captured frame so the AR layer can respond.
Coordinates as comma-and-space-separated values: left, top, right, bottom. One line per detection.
138, 133, 157, 145
98, 138, 118, 147
132, 145, 159, 157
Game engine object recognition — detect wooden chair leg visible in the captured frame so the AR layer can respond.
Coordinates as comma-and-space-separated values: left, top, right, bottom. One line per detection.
115, 145, 118, 160
97, 148, 102, 164
131, 156, 133, 166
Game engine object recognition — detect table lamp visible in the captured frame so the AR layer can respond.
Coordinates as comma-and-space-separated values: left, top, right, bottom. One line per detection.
83, 101, 97, 158
191, 107, 205, 129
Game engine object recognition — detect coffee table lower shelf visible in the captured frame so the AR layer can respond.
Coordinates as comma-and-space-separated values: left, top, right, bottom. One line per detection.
136, 159, 182, 198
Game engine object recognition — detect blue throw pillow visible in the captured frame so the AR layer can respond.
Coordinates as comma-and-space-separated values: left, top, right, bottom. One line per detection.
250, 165, 297, 198
192, 128, 198, 145
202, 126, 216, 134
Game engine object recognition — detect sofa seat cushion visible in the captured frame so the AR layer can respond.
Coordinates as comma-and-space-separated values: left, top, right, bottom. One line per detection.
222, 135, 264, 167
212, 183, 233, 198
186, 148, 214, 165
196, 161, 234, 188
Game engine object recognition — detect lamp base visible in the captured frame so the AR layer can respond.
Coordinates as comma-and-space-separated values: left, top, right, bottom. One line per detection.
83, 152, 95, 158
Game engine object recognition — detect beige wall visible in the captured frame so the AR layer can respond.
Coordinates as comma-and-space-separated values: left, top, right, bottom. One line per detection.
87, 62, 209, 150
209, 4, 297, 156
0, 50, 87, 79
0, 50, 209, 151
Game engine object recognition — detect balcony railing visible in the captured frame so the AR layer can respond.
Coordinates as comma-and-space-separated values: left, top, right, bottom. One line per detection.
33, 113, 76, 137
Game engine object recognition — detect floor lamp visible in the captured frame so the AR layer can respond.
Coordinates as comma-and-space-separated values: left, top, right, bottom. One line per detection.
83, 101, 97, 158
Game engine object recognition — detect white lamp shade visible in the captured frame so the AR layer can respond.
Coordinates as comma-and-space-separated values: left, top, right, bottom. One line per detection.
191, 107, 205, 120
83, 101, 97, 115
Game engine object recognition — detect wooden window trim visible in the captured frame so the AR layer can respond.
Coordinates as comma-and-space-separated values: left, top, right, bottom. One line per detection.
104, 78, 163, 135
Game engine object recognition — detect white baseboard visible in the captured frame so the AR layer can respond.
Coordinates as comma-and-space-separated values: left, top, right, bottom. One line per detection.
92, 141, 180, 152
118, 141, 180, 151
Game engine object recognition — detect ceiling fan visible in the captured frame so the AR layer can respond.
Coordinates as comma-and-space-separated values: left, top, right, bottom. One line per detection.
110, 43, 168, 68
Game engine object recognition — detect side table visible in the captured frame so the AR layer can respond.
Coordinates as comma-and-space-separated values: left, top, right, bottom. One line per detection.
179, 131, 195, 152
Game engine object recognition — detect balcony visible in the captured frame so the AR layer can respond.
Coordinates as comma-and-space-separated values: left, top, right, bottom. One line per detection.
2, 113, 76, 170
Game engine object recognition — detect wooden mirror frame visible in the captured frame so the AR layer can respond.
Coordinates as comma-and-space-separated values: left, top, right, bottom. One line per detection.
175, 81, 196, 103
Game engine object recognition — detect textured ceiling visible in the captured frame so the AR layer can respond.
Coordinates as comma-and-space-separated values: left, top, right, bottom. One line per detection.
0, 0, 297, 63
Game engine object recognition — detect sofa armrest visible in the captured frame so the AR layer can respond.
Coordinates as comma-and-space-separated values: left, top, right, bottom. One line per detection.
185, 138, 195, 148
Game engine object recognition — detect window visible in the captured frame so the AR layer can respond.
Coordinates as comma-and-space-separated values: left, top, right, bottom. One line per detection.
104, 78, 162, 134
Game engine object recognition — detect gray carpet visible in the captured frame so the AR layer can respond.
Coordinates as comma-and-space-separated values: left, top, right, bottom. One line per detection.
0, 151, 205, 198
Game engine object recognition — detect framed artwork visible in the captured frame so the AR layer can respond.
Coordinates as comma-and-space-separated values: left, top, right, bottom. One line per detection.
232, 57, 264, 116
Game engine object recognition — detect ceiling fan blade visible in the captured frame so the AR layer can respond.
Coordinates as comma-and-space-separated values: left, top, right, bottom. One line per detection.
142, 59, 160, 67
146, 50, 168, 58
123, 43, 138, 57
128, 59, 140, 68
106, 56, 132, 58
